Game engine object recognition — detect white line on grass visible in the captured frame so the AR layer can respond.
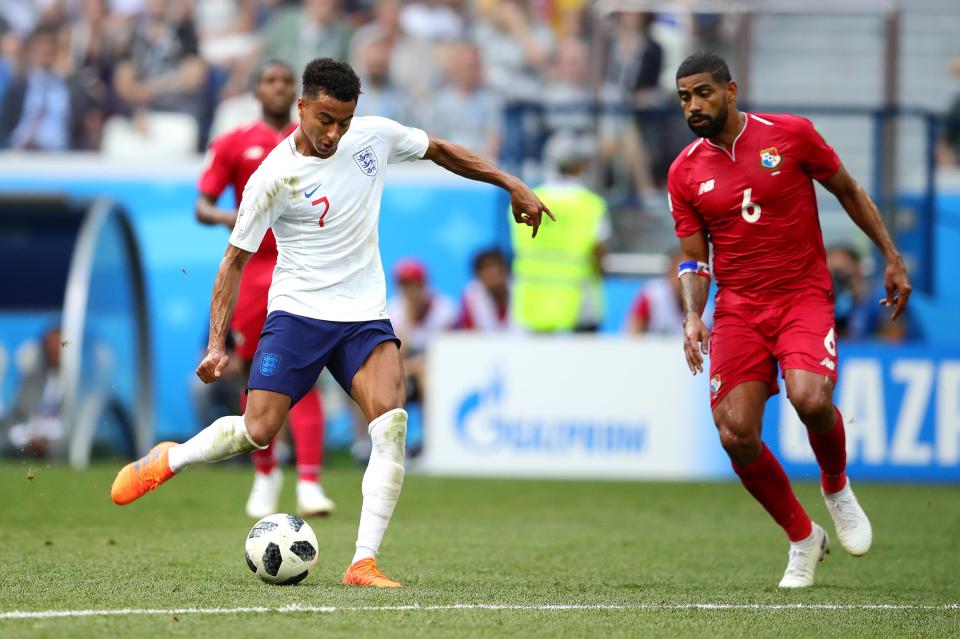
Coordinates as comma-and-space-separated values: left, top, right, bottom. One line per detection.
1, 603, 958, 620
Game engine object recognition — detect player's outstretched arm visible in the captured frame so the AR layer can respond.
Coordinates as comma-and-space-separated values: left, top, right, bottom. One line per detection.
820, 165, 912, 320
678, 232, 711, 375
195, 194, 238, 229
422, 137, 555, 237
196, 244, 252, 383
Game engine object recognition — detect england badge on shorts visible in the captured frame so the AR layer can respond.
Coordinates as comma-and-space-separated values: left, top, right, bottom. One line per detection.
353, 146, 379, 176
260, 353, 281, 376
759, 147, 782, 170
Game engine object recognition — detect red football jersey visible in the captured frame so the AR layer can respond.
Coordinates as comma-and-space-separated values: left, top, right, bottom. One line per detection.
668, 112, 841, 302
198, 120, 298, 261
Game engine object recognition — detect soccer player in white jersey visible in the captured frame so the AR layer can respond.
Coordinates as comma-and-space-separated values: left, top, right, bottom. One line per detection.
110, 58, 554, 588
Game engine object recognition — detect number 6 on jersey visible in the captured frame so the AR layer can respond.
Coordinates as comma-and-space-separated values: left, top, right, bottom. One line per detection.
741, 188, 761, 223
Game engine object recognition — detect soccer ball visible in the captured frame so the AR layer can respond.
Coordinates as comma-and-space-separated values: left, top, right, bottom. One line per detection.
244, 513, 319, 585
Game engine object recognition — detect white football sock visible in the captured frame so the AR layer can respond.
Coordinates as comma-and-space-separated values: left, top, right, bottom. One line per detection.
352, 408, 407, 564
167, 415, 265, 473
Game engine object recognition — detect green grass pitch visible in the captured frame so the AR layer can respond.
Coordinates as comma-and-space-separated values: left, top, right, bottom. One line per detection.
1, 460, 957, 638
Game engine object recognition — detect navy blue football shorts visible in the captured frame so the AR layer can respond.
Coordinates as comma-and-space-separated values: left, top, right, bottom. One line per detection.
246, 311, 399, 405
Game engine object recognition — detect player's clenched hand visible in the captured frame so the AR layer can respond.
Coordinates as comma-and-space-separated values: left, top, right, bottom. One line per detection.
683, 314, 710, 375
879, 253, 911, 321
196, 346, 230, 383
509, 181, 556, 238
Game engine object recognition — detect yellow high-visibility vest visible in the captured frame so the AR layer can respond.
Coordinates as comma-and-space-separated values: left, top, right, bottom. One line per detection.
510, 183, 606, 332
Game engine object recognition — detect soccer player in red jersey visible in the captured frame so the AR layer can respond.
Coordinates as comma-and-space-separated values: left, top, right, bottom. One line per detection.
196, 60, 333, 519
668, 52, 912, 588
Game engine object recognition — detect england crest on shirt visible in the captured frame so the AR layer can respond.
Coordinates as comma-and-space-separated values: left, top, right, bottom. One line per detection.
759, 147, 782, 170
353, 146, 379, 176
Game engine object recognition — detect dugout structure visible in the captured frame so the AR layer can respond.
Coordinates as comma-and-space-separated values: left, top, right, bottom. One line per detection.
0, 195, 152, 467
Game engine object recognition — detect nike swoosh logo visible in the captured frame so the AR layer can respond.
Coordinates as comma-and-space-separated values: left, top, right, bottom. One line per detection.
304, 184, 321, 198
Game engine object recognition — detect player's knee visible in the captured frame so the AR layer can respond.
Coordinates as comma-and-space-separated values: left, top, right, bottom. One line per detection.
717, 426, 762, 462
242, 405, 286, 447
788, 388, 832, 424
242, 417, 276, 448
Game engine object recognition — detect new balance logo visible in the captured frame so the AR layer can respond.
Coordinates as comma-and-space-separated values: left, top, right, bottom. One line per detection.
698, 179, 715, 195
820, 358, 836, 371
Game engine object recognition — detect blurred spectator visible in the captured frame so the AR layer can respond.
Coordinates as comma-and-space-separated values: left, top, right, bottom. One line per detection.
828, 244, 916, 342
399, 0, 465, 42
261, 0, 352, 73
353, 36, 416, 124
112, 0, 206, 122
0, 32, 20, 110
625, 252, 684, 335
829, 244, 872, 340
511, 133, 608, 333
624, 251, 714, 335
425, 40, 500, 158
540, 0, 588, 39
193, 0, 265, 105
938, 54, 960, 166
470, 0, 552, 101
540, 37, 594, 142
543, 36, 655, 198
0, 26, 72, 151
349, 0, 434, 113
605, 12, 663, 106
386, 259, 457, 402
458, 248, 511, 331
0, 1, 60, 36
61, 0, 126, 150
0, 327, 64, 457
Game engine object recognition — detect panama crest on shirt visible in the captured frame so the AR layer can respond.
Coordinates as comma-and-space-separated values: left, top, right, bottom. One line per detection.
759, 147, 781, 170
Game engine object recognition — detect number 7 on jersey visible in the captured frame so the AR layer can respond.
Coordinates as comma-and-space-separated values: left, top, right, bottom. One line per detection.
311, 196, 330, 227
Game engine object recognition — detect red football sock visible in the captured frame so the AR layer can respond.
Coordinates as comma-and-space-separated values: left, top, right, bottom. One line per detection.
807, 406, 848, 494
733, 445, 813, 542
289, 389, 324, 483
242, 390, 278, 475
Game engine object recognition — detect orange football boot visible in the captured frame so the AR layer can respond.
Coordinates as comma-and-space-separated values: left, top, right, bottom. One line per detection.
110, 442, 177, 505
342, 558, 402, 588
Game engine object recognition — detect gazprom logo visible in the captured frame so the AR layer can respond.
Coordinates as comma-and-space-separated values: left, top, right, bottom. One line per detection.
454, 372, 648, 455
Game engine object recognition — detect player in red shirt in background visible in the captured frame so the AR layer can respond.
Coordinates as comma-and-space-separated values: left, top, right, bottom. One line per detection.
195, 60, 333, 519
669, 53, 911, 588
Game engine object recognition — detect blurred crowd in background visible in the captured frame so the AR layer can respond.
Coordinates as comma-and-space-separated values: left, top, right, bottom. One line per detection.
0, 0, 704, 196
4, 1, 959, 203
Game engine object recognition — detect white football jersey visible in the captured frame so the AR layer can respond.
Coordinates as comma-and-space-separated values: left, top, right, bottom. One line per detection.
229, 116, 430, 321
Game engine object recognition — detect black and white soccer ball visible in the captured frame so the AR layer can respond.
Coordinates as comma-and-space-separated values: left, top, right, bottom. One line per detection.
244, 514, 319, 585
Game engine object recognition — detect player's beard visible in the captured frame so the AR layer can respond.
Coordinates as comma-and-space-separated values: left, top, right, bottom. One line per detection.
687, 102, 728, 139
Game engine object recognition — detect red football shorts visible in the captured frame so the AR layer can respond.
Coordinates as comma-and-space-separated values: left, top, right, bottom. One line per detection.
231, 256, 274, 361
707, 289, 838, 408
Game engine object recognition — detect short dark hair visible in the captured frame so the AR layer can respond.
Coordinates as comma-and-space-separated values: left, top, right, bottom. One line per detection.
472, 248, 508, 275
254, 58, 294, 85
676, 51, 732, 85
302, 58, 361, 102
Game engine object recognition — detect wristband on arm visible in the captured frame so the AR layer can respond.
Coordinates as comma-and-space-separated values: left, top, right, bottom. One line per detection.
677, 260, 711, 279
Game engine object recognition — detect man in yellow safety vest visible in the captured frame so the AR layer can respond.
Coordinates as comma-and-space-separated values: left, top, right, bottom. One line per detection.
510, 134, 609, 332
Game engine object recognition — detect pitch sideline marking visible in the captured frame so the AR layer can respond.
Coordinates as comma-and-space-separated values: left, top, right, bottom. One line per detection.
1, 603, 958, 620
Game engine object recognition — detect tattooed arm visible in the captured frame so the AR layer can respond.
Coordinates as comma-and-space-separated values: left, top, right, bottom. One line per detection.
678, 231, 711, 375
